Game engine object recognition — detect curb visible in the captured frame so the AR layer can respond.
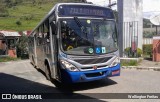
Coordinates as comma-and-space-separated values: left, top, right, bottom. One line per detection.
121, 66, 160, 71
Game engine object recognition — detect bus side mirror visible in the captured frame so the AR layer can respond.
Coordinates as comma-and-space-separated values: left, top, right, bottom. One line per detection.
51, 21, 56, 35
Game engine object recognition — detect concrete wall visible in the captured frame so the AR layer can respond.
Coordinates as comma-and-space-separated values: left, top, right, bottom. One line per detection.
118, 0, 143, 57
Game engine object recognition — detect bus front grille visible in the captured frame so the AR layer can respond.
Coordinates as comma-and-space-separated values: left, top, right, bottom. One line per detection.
74, 57, 112, 64
81, 65, 108, 70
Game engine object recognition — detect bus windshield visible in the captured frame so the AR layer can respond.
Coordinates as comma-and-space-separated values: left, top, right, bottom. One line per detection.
60, 18, 118, 55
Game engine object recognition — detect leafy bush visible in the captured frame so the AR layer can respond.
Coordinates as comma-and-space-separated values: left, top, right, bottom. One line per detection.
0, 7, 9, 17
124, 47, 142, 57
143, 31, 156, 38
0, 12, 9, 17
137, 48, 143, 57
15, 20, 22, 25
143, 44, 152, 57
2, 0, 23, 8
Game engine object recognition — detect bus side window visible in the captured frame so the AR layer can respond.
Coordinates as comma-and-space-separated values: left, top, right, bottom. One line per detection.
42, 24, 45, 44
44, 19, 50, 43
35, 29, 39, 46
51, 21, 56, 34
44, 33, 50, 43
49, 12, 56, 35
34, 29, 38, 46
37, 27, 43, 45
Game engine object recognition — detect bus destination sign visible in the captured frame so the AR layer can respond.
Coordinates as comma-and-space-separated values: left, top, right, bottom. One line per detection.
58, 5, 114, 18
69, 8, 105, 16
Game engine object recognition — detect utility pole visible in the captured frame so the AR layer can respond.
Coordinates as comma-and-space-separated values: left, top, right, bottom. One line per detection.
109, 0, 111, 6
108, 0, 116, 8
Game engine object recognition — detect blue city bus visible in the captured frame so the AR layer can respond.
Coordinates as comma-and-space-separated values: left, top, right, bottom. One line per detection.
28, 3, 120, 84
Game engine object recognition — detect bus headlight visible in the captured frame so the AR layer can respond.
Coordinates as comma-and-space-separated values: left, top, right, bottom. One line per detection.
60, 60, 79, 71
110, 57, 120, 67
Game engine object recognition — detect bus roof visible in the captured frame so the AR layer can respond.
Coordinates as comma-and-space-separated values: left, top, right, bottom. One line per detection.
29, 3, 113, 36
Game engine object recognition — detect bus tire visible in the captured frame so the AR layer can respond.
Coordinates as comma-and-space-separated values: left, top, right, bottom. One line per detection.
45, 63, 51, 81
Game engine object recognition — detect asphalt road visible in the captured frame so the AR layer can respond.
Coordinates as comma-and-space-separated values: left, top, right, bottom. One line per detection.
0, 60, 160, 102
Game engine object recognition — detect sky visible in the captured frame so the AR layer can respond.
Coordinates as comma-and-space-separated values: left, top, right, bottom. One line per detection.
143, 0, 160, 12
86, 0, 160, 19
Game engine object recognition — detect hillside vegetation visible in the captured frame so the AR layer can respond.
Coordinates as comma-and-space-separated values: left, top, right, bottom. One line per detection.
0, 0, 79, 31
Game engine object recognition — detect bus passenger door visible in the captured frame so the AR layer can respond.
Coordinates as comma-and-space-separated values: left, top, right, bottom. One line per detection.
49, 21, 58, 79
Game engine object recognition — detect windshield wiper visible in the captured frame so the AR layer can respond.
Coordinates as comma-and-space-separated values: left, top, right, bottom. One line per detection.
74, 17, 88, 39
74, 17, 82, 27
73, 17, 96, 55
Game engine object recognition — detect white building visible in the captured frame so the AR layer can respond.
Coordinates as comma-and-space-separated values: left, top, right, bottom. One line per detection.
118, 0, 143, 57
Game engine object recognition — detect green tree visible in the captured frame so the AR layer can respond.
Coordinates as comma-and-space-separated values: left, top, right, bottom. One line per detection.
16, 34, 29, 59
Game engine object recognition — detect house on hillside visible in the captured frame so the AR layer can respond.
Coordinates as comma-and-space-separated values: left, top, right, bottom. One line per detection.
0, 31, 21, 57
23, 31, 32, 36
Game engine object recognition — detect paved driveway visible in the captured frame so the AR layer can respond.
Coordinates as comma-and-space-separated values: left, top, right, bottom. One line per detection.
0, 60, 160, 102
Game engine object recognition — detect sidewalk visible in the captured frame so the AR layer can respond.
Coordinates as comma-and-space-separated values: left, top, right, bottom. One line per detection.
122, 59, 160, 71
0, 60, 28, 68
0, 62, 12, 67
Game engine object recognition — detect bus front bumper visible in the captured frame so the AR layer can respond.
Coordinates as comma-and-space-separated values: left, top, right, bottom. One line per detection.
61, 64, 120, 83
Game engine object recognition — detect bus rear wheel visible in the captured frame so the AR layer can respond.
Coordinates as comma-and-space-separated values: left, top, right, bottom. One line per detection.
45, 64, 51, 81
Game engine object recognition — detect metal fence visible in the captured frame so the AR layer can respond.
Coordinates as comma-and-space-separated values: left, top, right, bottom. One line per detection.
143, 38, 152, 45
123, 21, 139, 57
